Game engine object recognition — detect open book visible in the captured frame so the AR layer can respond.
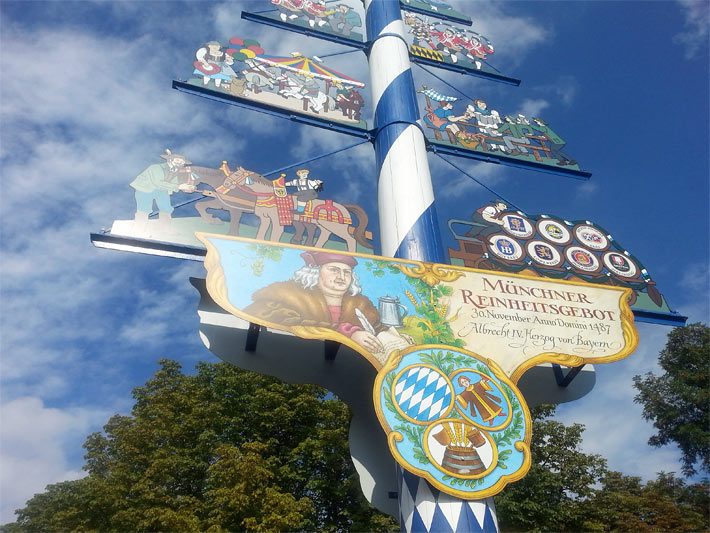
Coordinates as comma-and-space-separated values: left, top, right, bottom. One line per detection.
355, 308, 413, 364
373, 326, 412, 364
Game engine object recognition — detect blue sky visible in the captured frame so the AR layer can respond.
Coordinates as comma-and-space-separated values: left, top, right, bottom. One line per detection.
1, 0, 708, 524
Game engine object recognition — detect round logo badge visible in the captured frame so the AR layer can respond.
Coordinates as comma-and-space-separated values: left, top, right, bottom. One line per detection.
537, 219, 571, 245
488, 235, 524, 261
565, 246, 600, 272
501, 214, 534, 238
392, 365, 454, 425
527, 240, 563, 267
603, 252, 638, 278
574, 225, 609, 250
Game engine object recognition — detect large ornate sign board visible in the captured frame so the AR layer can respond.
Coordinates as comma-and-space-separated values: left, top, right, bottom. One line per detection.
419, 87, 590, 178
198, 234, 639, 498
103, 151, 375, 254
175, 37, 368, 134
447, 202, 686, 325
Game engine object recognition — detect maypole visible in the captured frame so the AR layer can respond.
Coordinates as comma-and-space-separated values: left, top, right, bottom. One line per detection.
366, 0, 444, 264
366, 0, 496, 530
90, 1, 686, 532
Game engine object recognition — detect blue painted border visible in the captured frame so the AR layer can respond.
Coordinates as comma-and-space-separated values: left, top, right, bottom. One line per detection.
398, 1, 472, 26
410, 55, 521, 87
429, 140, 593, 180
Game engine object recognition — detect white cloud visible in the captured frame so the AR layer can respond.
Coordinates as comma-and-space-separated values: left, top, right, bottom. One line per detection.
574, 181, 599, 200
534, 75, 579, 108
680, 262, 709, 292
673, 0, 710, 59
0, 397, 108, 523
516, 98, 550, 118
458, 0, 550, 68
555, 322, 687, 480
433, 156, 508, 200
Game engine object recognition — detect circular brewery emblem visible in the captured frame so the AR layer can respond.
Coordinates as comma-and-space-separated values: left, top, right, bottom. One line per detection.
603, 252, 638, 278
537, 219, 571, 245
527, 240, 563, 267
501, 214, 535, 238
574, 224, 609, 250
391, 365, 455, 425
565, 246, 601, 272
488, 235, 524, 261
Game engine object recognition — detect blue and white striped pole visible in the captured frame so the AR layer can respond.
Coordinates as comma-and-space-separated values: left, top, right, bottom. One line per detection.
365, 0, 445, 263
365, 0, 498, 531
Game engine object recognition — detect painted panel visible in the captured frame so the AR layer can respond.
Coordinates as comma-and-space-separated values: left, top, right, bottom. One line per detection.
108, 150, 375, 253
198, 235, 637, 378
198, 235, 638, 498
419, 87, 586, 175
402, 12, 504, 80
447, 202, 682, 322
244, 1, 366, 45
183, 37, 368, 129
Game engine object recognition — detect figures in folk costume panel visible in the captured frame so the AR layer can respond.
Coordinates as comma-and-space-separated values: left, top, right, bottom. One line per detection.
419, 87, 580, 170
187, 37, 367, 128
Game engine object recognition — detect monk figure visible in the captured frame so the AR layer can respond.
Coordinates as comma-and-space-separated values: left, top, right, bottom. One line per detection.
455, 375, 505, 425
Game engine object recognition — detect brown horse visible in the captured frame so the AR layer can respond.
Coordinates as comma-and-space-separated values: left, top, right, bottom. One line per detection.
208, 164, 373, 251
188, 164, 259, 236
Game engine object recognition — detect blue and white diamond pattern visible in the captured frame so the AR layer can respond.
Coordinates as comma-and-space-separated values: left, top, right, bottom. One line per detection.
399, 467, 499, 533
394, 366, 453, 423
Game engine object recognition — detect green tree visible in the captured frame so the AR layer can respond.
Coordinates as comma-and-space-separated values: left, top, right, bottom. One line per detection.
494, 404, 608, 532
633, 323, 710, 477
583, 471, 709, 532
7, 360, 397, 533
495, 406, 710, 532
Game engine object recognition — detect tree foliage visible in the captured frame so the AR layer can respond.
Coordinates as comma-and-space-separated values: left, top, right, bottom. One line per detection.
633, 323, 710, 477
495, 406, 710, 532
494, 405, 608, 531
6, 360, 397, 533
4, 360, 709, 532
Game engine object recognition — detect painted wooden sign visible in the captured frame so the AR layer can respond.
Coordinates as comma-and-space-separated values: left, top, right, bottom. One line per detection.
198, 234, 638, 498
184, 37, 368, 130
243, 1, 366, 46
108, 150, 374, 253
403, 12, 497, 76
447, 202, 683, 324
419, 87, 589, 177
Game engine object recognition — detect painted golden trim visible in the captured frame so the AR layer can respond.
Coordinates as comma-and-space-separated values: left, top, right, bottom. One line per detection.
372, 344, 533, 499
196, 233, 640, 382
394, 263, 465, 287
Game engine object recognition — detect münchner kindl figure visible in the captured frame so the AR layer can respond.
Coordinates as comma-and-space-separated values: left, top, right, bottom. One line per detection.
455, 375, 506, 425
244, 251, 385, 353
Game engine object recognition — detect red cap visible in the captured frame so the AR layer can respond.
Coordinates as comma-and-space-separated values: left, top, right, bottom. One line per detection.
300, 251, 357, 268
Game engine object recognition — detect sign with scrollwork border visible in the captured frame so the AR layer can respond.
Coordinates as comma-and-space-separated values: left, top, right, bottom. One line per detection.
197, 234, 638, 498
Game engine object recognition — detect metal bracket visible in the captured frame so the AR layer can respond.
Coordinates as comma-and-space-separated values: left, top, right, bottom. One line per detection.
552, 364, 584, 387
324, 340, 340, 361
245, 323, 261, 352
